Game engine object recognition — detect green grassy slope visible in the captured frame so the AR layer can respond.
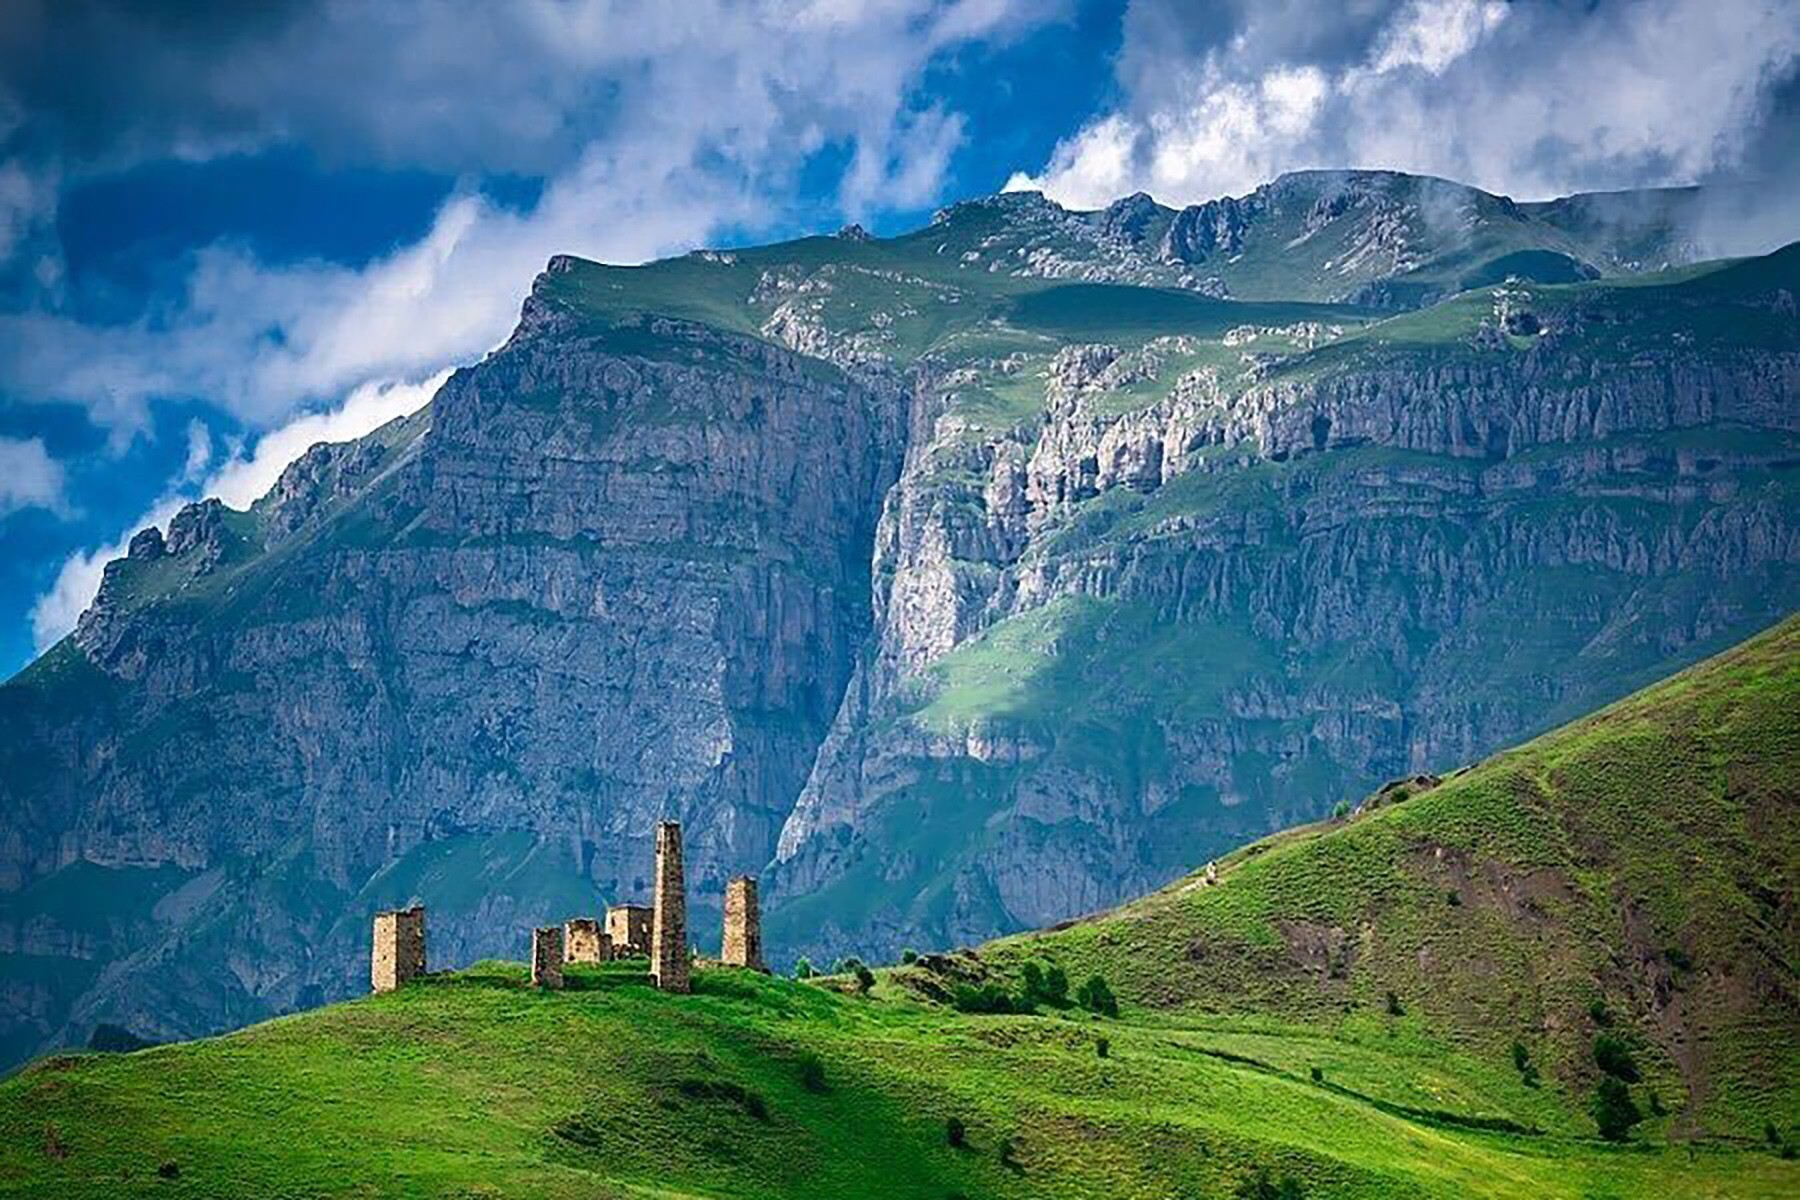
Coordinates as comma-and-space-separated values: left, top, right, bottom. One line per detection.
1, 621, 1794, 1198
989, 613, 1800, 1142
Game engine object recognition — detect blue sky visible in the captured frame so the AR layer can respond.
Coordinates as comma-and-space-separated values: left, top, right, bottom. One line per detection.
0, 0, 1796, 677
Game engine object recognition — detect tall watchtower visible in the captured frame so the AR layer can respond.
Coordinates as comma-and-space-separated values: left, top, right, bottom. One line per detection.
650, 821, 690, 993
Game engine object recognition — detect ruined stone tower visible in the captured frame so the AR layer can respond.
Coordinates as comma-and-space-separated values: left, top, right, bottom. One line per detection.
532, 926, 565, 989
650, 821, 690, 993
606, 904, 652, 956
370, 905, 425, 993
721, 876, 765, 971
565, 917, 609, 964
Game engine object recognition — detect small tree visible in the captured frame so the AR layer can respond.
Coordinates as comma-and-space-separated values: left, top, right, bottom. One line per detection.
1021, 961, 1044, 999
946, 1116, 967, 1148
1385, 990, 1405, 1016
1588, 999, 1613, 1027
853, 962, 876, 993
798, 1053, 829, 1094
1332, 800, 1351, 820
901, 948, 918, 965
1043, 964, 1070, 1006
998, 1136, 1022, 1172
1511, 1041, 1540, 1088
1077, 974, 1119, 1017
1096, 1036, 1110, 1059
1310, 1065, 1323, 1083
1592, 1076, 1642, 1142
1593, 1033, 1639, 1083
793, 957, 815, 980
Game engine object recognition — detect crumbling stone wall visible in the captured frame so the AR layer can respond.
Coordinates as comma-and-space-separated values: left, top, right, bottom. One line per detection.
722, 876, 765, 971
532, 926, 565, 989
651, 822, 690, 993
606, 905, 652, 955
370, 905, 426, 993
565, 917, 610, 964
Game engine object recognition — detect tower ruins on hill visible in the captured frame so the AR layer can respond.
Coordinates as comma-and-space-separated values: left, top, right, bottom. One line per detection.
532, 926, 565, 989
564, 917, 609, 964
721, 876, 765, 971
651, 821, 690, 993
606, 904, 652, 956
370, 905, 426, 993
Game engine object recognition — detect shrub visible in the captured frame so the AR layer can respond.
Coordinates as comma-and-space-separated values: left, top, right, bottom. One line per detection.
1096, 1037, 1110, 1059
1511, 1041, 1540, 1087
1588, 999, 1613, 1027
1042, 964, 1070, 1006
798, 1054, 829, 1094
853, 963, 876, 993
1648, 1091, 1665, 1117
1021, 961, 1044, 998
999, 1136, 1022, 1172
157, 1162, 180, 1180
952, 982, 1017, 1014
793, 957, 815, 980
1332, 800, 1351, 820
1236, 1167, 1305, 1199
1664, 946, 1693, 971
946, 1116, 966, 1148
1766, 1121, 1782, 1146
901, 948, 918, 965
1593, 1033, 1639, 1083
1445, 890, 1462, 907
835, 956, 865, 977
1310, 1066, 1323, 1083
1077, 974, 1119, 1017
1385, 990, 1405, 1017
1592, 1076, 1641, 1142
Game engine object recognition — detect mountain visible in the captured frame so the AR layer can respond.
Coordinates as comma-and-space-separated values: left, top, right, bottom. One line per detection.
0, 618, 1794, 1198
0, 169, 1795, 1065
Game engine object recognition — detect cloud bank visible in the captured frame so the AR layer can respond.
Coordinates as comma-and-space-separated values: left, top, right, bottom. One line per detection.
5, 0, 1062, 648
1011, 0, 1800, 211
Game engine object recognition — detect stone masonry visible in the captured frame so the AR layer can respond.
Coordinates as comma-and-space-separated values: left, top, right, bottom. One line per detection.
721, 876, 765, 971
606, 904, 653, 956
651, 821, 690, 993
370, 905, 426, 993
565, 917, 610, 964
532, 926, 565, 989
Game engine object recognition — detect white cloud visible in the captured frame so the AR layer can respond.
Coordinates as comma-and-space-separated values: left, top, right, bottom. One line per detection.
28, 369, 450, 651
203, 371, 449, 510
0, 436, 65, 517
1019, 0, 1800, 208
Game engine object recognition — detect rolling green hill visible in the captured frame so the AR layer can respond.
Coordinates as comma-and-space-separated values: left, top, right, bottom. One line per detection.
1, 617, 1794, 1198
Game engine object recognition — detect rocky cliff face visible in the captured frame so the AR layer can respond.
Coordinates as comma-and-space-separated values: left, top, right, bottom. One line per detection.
0, 178, 1793, 1063
0, 289, 905, 1057
767, 327, 1800, 959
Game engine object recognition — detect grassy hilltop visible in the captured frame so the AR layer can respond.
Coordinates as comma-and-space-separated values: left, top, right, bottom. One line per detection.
0, 617, 1795, 1197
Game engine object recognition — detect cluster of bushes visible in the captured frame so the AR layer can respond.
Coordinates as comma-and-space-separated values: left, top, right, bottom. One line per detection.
791, 956, 873, 992
948, 961, 1117, 1017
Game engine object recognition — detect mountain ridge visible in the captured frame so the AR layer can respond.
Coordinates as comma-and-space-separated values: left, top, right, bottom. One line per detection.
0, 169, 1794, 1066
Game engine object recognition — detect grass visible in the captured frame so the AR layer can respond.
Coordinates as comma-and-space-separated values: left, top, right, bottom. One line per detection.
3, 961, 1793, 1199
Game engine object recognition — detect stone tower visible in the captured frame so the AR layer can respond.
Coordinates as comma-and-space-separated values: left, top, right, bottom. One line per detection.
721, 876, 765, 971
370, 905, 426, 993
565, 917, 610, 964
606, 904, 653, 956
651, 821, 690, 993
532, 926, 565, 989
